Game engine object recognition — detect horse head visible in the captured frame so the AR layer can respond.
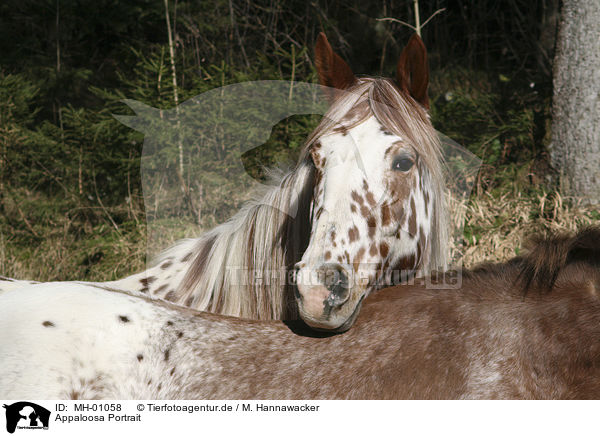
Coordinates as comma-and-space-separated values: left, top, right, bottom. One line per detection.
294, 33, 448, 331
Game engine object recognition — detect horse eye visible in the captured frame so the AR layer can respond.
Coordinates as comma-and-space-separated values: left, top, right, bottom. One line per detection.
392, 156, 414, 172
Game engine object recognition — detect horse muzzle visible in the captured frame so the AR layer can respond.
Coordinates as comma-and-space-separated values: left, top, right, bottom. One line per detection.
294, 264, 366, 331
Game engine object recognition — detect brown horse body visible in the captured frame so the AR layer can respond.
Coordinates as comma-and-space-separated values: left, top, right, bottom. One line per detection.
182, 229, 600, 399
1, 229, 599, 399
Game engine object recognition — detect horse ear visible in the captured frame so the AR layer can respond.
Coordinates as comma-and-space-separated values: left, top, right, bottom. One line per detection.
315, 32, 356, 101
396, 34, 430, 109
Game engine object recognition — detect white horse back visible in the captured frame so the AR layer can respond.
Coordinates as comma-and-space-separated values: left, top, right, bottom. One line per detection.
0, 283, 171, 399
0, 278, 39, 294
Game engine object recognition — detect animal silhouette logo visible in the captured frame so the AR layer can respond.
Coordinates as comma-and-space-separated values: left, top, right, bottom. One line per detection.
3, 402, 50, 433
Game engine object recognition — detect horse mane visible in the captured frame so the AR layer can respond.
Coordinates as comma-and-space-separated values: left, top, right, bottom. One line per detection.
174, 159, 315, 320
457, 227, 600, 296
517, 227, 600, 293
172, 78, 449, 319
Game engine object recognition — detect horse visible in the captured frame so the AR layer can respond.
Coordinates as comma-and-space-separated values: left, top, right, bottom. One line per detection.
0, 33, 448, 331
1, 227, 599, 400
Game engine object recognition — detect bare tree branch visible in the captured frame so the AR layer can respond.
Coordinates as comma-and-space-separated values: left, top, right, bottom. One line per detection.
376, 17, 417, 33
421, 8, 446, 29
377, 8, 446, 35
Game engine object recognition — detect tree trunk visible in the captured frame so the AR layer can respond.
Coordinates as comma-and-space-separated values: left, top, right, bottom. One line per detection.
550, 0, 600, 204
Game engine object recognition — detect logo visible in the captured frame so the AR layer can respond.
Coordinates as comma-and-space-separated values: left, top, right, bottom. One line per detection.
3, 403, 50, 434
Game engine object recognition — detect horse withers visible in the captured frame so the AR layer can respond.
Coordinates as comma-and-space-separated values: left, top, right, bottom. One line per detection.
1, 228, 598, 399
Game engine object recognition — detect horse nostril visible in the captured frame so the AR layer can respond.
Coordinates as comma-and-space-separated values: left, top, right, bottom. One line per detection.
321, 264, 350, 308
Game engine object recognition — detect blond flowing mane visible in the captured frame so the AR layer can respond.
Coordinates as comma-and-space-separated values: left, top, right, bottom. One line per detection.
171, 78, 449, 319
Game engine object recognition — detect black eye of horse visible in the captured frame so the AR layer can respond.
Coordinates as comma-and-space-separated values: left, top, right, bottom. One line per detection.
392, 156, 414, 172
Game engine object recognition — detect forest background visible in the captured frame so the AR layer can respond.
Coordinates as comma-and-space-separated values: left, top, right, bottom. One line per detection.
1, 0, 597, 281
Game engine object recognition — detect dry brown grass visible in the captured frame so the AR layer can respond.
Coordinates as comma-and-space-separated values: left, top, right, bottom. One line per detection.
455, 191, 599, 268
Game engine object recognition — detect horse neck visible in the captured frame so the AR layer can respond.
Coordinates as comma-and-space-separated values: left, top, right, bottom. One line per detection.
155, 160, 315, 320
